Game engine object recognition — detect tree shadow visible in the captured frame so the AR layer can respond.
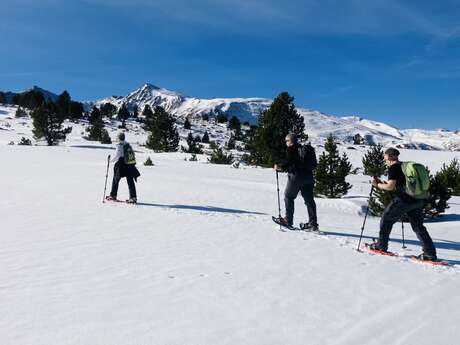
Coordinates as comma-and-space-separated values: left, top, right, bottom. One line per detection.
71, 145, 114, 150
425, 214, 460, 223
70, 144, 144, 153
136, 202, 267, 216
322, 231, 460, 265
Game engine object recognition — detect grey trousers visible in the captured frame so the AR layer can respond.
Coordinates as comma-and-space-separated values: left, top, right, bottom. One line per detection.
284, 174, 317, 226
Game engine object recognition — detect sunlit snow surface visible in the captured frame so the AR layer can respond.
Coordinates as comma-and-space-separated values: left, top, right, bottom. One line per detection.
1, 104, 460, 345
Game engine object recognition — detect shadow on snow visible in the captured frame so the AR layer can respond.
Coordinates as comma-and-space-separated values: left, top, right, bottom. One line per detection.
70, 145, 114, 150
136, 202, 267, 216
425, 213, 460, 223
323, 231, 460, 265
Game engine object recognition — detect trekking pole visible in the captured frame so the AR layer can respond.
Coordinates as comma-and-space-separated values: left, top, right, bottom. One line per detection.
401, 221, 407, 249
102, 155, 111, 203
357, 185, 374, 251
276, 170, 282, 231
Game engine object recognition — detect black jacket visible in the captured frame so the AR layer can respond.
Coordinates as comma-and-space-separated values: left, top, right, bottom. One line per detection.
114, 158, 141, 180
279, 143, 313, 179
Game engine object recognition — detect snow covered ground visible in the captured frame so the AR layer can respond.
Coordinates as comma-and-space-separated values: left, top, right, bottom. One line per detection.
1, 107, 460, 344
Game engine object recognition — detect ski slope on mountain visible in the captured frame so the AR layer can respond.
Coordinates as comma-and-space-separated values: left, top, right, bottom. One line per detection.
1, 107, 460, 344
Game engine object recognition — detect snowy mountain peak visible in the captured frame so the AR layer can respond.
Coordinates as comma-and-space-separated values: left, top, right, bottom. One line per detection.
90, 83, 186, 114
135, 82, 185, 98
142, 82, 160, 89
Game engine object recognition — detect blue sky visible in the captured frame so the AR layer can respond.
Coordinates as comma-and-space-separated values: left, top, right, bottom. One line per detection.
1, 0, 459, 129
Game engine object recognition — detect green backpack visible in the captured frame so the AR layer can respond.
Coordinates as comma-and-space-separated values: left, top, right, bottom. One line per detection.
401, 162, 430, 199
123, 143, 136, 165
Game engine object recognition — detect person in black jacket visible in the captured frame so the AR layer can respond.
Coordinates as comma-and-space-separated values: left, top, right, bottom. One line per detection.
368, 148, 436, 260
274, 133, 318, 231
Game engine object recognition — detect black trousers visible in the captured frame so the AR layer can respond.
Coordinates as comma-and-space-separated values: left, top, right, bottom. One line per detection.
110, 163, 136, 199
284, 174, 318, 226
378, 197, 436, 256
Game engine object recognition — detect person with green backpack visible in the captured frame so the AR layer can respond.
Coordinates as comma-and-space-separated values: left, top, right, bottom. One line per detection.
106, 132, 140, 204
368, 147, 437, 260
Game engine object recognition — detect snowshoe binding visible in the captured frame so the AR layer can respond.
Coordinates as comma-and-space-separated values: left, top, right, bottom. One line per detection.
299, 222, 320, 232
272, 216, 296, 231
364, 242, 396, 257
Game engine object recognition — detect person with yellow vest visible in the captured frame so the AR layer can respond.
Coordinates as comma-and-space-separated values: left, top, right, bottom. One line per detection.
106, 132, 140, 204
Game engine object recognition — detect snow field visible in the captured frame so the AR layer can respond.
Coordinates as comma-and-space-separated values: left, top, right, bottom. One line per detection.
1, 141, 460, 344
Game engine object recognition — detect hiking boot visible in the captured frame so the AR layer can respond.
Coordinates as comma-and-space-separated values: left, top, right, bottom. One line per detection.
367, 242, 387, 252
300, 222, 320, 232
274, 216, 292, 227
416, 253, 437, 261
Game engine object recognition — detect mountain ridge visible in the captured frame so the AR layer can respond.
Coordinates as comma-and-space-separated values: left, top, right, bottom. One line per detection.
2, 83, 459, 151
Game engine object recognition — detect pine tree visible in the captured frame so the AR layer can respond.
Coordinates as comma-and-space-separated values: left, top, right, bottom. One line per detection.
182, 132, 203, 154
436, 159, 460, 196
100, 102, 117, 118
202, 131, 210, 143
362, 144, 386, 177
228, 116, 242, 137
242, 125, 258, 151
15, 106, 28, 118
142, 105, 155, 130
353, 133, 364, 145
118, 103, 130, 126
18, 137, 32, 145
0, 92, 6, 104
184, 117, 192, 130
216, 113, 228, 123
367, 189, 395, 216
87, 107, 104, 141
31, 101, 72, 145
100, 129, 112, 144
208, 146, 234, 165
56, 90, 71, 119
88, 107, 111, 144
425, 169, 452, 218
249, 92, 306, 167
362, 144, 392, 216
226, 134, 236, 150
13, 90, 45, 109
132, 105, 139, 119
209, 140, 219, 150
314, 134, 352, 198
144, 156, 154, 166
145, 106, 179, 152
69, 101, 84, 121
